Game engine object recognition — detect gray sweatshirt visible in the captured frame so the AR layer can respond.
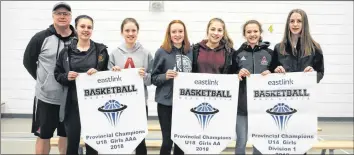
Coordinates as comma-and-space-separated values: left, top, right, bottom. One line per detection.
23, 25, 75, 106
108, 42, 153, 103
151, 46, 193, 106
23, 25, 76, 122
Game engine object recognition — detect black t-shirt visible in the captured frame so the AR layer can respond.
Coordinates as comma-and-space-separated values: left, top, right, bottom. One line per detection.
70, 42, 97, 101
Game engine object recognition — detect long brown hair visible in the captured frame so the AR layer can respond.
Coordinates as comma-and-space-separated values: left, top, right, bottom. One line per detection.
161, 20, 190, 54
280, 9, 321, 56
207, 18, 234, 48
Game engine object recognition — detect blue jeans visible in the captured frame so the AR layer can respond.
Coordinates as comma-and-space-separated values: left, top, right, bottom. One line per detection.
235, 115, 262, 155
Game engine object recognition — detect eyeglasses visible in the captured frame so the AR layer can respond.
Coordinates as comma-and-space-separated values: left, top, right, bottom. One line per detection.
53, 12, 71, 17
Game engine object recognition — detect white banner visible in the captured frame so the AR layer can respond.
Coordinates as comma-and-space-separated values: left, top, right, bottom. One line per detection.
171, 72, 239, 154
75, 69, 148, 154
247, 72, 318, 154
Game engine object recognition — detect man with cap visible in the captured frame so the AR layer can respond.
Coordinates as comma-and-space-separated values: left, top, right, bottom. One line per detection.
23, 2, 76, 154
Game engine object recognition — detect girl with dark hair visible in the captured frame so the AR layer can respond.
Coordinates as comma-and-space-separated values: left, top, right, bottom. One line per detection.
54, 15, 109, 155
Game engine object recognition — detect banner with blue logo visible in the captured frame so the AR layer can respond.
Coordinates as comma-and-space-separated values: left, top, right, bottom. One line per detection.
247, 72, 318, 154
75, 69, 147, 154
171, 72, 239, 154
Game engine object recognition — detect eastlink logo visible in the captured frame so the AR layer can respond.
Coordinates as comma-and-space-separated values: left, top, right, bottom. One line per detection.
268, 79, 294, 85
97, 75, 122, 83
194, 79, 219, 85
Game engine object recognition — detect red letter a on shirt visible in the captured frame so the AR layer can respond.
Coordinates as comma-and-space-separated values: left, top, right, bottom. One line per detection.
124, 57, 135, 68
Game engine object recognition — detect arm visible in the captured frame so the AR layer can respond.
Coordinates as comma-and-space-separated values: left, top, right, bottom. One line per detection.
23, 33, 42, 80
313, 47, 324, 83
108, 51, 115, 70
102, 48, 110, 71
191, 44, 199, 73
233, 48, 251, 80
267, 48, 278, 73
143, 51, 153, 86
228, 48, 240, 74
151, 49, 167, 87
54, 47, 73, 86
271, 44, 285, 73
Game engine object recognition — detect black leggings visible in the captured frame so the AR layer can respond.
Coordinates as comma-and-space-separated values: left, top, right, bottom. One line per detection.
157, 104, 184, 155
135, 105, 148, 155
64, 100, 97, 155
65, 100, 147, 155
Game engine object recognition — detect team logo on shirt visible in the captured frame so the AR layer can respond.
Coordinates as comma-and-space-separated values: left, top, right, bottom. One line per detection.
176, 55, 192, 72
98, 54, 104, 62
261, 56, 268, 65
124, 57, 136, 68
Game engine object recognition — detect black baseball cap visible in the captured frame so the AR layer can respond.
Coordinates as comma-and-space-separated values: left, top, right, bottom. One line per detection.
52, 2, 71, 12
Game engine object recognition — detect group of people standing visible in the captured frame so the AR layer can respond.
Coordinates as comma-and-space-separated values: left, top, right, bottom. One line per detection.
23, 2, 324, 155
